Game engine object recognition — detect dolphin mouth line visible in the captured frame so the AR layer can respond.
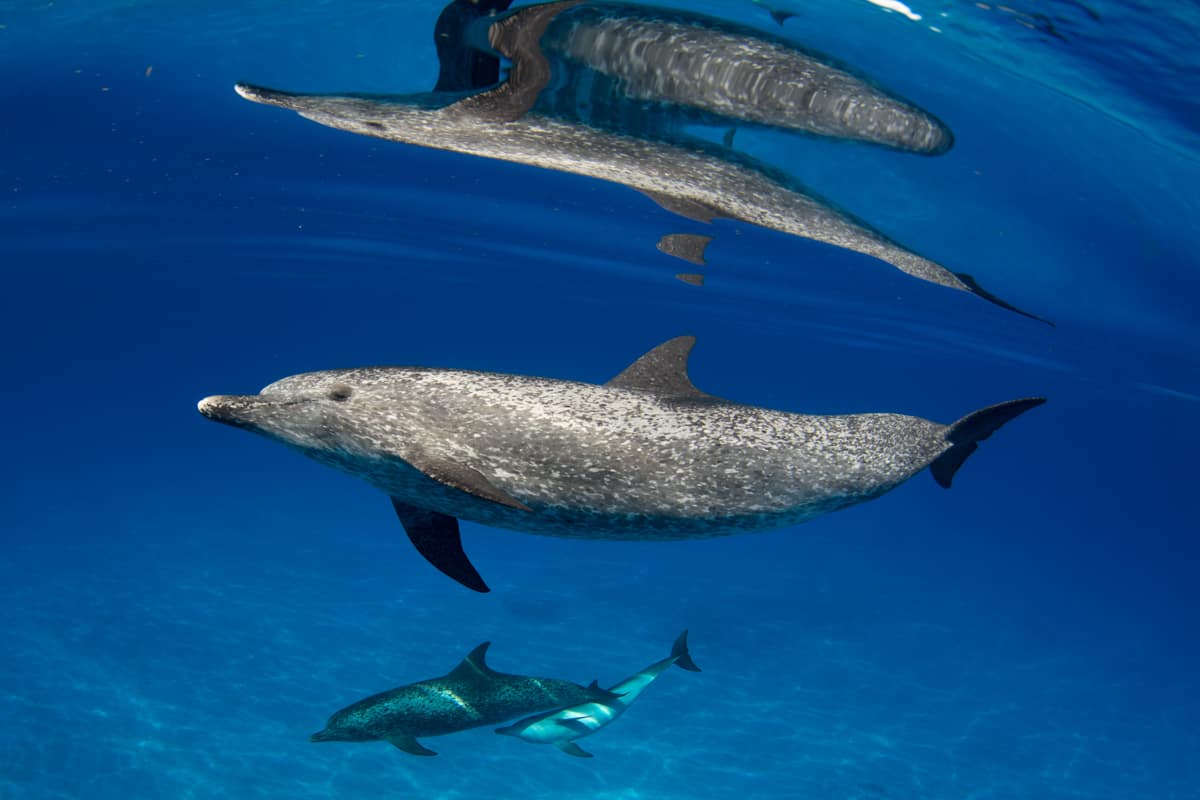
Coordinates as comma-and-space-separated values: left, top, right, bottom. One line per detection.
196, 394, 308, 427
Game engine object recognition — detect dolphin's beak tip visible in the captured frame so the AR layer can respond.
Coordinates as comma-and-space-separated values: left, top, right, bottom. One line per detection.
234, 83, 276, 105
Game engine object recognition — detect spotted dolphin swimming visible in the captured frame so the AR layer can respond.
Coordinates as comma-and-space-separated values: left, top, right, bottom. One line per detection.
198, 336, 1045, 592
497, 0, 955, 154
496, 630, 700, 757
232, 1, 1043, 320
309, 641, 617, 756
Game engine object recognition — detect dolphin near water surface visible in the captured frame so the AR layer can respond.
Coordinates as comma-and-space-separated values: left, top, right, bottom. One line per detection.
198, 336, 1045, 592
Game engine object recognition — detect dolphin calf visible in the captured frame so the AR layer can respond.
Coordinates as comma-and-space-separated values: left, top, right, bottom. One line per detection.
309, 641, 617, 756
510, 0, 954, 154
198, 336, 1045, 592
496, 630, 700, 757
232, 1, 1043, 320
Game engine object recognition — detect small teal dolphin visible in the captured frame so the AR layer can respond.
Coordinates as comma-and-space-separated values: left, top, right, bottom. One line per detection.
496, 630, 700, 757
310, 642, 617, 756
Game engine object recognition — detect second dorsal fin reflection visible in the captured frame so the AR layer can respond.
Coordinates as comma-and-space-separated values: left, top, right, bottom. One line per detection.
232, 0, 1045, 322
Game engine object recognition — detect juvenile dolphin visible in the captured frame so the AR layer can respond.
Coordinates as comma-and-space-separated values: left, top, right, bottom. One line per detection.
496, 630, 700, 757
310, 641, 616, 756
198, 336, 1045, 592
509, 0, 954, 154
233, 1, 1043, 320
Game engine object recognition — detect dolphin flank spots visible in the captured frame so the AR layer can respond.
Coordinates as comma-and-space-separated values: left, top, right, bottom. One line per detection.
199, 336, 1045, 592
309, 642, 617, 756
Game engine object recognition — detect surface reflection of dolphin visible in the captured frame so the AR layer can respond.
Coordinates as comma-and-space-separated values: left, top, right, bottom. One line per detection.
234, 0, 1043, 321
511, 0, 954, 155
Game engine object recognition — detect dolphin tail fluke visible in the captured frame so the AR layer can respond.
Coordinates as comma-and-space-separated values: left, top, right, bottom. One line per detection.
931, 398, 1046, 489
670, 629, 701, 672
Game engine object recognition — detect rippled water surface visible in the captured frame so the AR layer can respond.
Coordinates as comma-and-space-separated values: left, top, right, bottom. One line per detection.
1, 1, 1196, 798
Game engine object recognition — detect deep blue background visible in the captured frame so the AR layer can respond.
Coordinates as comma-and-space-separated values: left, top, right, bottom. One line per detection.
1, 1, 1196, 798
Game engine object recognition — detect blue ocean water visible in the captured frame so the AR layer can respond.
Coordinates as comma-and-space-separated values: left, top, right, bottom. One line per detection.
2, 0, 1197, 798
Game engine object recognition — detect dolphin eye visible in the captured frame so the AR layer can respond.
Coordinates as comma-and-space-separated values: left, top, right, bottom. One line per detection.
327, 384, 353, 402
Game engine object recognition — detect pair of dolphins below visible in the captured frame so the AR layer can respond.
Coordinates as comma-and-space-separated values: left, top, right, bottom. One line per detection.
198, 336, 1045, 592
233, 0, 1046, 322
311, 631, 699, 757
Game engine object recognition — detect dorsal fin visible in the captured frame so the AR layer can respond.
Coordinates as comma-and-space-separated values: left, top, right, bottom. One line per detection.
605, 336, 712, 401
432, 0, 514, 92
446, 0, 584, 122
450, 642, 499, 680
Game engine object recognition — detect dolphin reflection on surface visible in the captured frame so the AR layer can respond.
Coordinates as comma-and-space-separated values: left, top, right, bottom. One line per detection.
235, 0, 1044, 321
509, 0, 955, 155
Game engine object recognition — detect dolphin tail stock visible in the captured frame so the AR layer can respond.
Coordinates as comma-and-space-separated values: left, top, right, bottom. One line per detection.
670, 629, 701, 672
953, 272, 1054, 326
930, 397, 1047, 489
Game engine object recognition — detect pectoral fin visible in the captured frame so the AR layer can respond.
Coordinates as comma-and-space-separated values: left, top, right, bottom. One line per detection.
639, 190, 722, 223
389, 735, 437, 756
557, 741, 594, 758
391, 499, 490, 593
554, 717, 595, 736
408, 452, 532, 511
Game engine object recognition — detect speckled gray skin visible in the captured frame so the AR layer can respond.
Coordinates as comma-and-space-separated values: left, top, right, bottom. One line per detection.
198, 337, 1044, 589
534, 2, 953, 154
310, 642, 613, 756
234, 81, 967, 295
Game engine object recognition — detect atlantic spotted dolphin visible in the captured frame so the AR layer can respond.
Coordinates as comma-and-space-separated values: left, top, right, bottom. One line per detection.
232, 1, 1042, 320
198, 336, 1045, 592
496, 630, 700, 757
309, 642, 616, 756
505, 0, 954, 154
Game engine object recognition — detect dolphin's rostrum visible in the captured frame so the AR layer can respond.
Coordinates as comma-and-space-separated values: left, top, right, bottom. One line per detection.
198, 336, 1045, 592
